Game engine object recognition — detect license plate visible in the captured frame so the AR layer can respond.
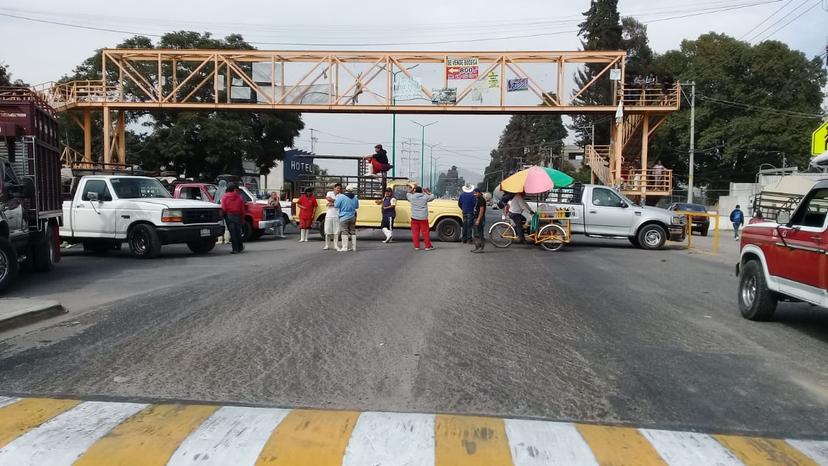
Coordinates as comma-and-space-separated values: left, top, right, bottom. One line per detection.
200, 228, 211, 237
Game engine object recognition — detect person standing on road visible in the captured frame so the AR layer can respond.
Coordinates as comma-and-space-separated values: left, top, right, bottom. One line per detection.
335, 184, 360, 252
458, 184, 476, 244
508, 191, 534, 247
407, 185, 435, 251
296, 187, 317, 242
471, 187, 487, 253
730, 204, 745, 240
379, 187, 396, 243
323, 183, 342, 250
220, 182, 246, 254
268, 192, 286, 238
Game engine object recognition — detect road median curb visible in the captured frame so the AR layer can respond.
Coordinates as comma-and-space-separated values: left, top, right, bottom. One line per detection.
0, 298, 65, 331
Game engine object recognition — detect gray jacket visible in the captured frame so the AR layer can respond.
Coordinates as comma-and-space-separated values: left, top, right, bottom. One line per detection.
407, 192, 435, 220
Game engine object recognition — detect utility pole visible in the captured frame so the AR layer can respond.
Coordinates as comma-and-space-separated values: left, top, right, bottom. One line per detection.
310, 128, 318, 154
412, 120, 437, 185
687, 82, 696, 204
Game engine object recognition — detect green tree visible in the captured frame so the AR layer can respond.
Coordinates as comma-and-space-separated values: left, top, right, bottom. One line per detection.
571, 0, 623, 146
0, 63, 10, 86
481, 114, 568, 192
621, 17, 654, 78
58, 32, 303, 178
650, 33, 826, 191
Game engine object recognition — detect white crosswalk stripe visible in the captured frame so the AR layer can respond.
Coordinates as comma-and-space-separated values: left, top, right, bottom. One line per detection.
0, 401, 146, 466
786, 439, 828, 466
640, 429, 745, 466
343, 412, 435, 466
167, 405, 291, 466
0, 397, 19, 409
504, 419, 599, 466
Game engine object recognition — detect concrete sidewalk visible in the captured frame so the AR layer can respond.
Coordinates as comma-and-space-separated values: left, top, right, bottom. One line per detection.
0, 298, 64, 331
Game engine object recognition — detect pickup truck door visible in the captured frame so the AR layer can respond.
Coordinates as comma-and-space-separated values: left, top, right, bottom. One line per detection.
586, 187, 635, 236
72, 179, 118, 238
392, 185, 411, 227
772, 187, 828, 292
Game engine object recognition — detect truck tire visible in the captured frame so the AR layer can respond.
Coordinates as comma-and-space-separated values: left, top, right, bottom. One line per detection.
242, 220, 254, 241
0, 238, 18, 293
250, 229, 264, 241
317, 215, 326, 239
738, 260, 778, 321
701, 227, 709, 237
187, 238, 216, 254
628, 236, 641, 248
32, 224, 57, 272
436, 218, 461, 242
128, 224, 162, 259
637, 224, 667, 250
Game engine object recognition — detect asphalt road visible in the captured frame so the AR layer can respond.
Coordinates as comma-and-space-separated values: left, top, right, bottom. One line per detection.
1, 222, 827, 439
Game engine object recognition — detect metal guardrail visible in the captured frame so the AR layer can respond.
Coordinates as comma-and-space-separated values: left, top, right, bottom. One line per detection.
675, 210, 721, 255
619, 169, 673, 194
585, 145, 611, 186
620, 83, 680, 109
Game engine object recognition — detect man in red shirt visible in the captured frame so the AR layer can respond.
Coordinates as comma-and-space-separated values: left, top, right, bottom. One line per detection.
220, 182, 246, 253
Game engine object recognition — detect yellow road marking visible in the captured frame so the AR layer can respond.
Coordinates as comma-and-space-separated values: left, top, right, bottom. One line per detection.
0, 398, 80, 448
714, 435, 818, 466
255, 409, 359, 465
434, 414, 513, 466
74, 404, 217, 466
576, 424, 667, 466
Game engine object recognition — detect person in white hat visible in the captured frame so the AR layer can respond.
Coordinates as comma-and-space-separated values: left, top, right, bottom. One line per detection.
334, 184, 360, 251
458, 184, 476, 244
323, 183, 342, 250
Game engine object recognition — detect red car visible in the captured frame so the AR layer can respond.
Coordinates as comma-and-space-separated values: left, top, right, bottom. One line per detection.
171, 183, 280, 240
737, 180, 828, 320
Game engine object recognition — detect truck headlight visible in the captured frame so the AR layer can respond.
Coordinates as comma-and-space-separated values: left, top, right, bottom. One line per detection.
161, 209, 184, 222
671, 216, 685, 225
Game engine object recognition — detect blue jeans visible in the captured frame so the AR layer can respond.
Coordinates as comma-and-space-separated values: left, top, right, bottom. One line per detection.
462, 213, 475, 241
733, 222, 742, 238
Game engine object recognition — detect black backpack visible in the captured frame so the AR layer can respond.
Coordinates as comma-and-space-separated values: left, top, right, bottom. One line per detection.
497, 193, 513, 210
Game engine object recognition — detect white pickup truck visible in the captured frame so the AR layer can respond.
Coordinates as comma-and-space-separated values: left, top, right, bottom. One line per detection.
61, 175, 225, 258
541, 184, 686, 249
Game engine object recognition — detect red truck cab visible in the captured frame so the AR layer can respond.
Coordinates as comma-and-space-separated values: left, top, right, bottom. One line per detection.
171, 183, 279, 240
737, 180, 828, 320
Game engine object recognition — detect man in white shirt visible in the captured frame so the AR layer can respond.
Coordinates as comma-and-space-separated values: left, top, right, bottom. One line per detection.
323, 183, 342, 250
508, 192, 534, 246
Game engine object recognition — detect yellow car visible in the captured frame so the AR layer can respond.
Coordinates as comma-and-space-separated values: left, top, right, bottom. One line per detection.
301, 180, 464, 242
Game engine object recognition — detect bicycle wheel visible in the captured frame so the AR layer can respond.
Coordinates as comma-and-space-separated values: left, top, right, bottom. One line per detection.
488, 222, 515, 248
538, 223, 567, 251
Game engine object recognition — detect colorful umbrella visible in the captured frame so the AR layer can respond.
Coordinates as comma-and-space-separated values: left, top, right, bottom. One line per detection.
542, 167, 575, 188
499, 166, 573, 194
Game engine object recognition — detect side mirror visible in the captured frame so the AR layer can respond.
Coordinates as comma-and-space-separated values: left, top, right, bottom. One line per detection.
620, 202, 629, 208
776, 211, 791, 225
87, 192, 99, 202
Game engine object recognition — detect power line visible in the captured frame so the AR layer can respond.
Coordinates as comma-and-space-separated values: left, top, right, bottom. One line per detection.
739, 0, 794, 39
750, 0, 822, 42
0, 1, 780, 47
744, 0, 813, 42
697, 94, 824, 118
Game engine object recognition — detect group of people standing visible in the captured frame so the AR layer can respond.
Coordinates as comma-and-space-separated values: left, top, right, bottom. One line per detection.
295, 183, 360, 251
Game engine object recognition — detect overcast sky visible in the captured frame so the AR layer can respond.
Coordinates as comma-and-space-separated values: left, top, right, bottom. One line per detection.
1, 0, 826, 179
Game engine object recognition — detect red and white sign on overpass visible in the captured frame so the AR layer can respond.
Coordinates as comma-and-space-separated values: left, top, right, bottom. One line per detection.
446, 57, 479, 80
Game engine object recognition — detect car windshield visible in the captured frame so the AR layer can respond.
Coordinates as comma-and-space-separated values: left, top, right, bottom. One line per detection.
110, 177, 171, 199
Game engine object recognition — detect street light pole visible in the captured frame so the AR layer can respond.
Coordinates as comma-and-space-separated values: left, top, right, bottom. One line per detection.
412, 120, 437, 185
427, 143, 440, 188
688, 81, 696, 204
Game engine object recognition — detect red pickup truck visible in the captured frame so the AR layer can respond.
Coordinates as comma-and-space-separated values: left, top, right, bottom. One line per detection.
737, 180, 827, 320
171, 182, 280, 240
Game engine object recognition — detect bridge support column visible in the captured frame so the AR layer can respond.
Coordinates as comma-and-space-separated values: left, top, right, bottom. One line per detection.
612, 119, 623, 185
116, 111, 126, 164
82, 110, 92, 163
103, 108, 111, 165
641, 115, 649, 202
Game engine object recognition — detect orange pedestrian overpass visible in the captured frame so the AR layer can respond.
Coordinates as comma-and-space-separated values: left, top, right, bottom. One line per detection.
33, 49, 680, 198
